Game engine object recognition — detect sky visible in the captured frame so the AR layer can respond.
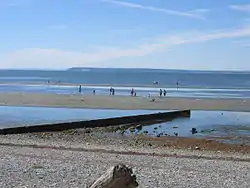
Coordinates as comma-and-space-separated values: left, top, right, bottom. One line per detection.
1, 0, 250, 70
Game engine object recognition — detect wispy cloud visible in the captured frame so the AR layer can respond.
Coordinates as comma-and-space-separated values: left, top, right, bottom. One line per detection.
2, 25, 250, 68
100, 0, 208, 20
231, 40, 250, 47
230, 4, 250, 12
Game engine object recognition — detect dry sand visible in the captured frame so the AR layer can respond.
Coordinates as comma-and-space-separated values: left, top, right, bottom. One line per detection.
0, 92, 250, 111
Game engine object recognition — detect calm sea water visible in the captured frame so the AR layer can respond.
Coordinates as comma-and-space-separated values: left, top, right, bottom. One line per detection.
0, 68, 250, 89
0, 106, 161, 128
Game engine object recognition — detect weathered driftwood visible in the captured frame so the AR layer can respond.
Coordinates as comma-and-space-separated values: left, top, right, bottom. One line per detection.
90, 164, 139, 188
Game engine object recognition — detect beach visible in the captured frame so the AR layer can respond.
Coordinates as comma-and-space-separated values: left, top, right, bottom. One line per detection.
0, 127, 249, 187
0, 92, 250, 111
1, 144, 249, 188
0, 91, 250, 187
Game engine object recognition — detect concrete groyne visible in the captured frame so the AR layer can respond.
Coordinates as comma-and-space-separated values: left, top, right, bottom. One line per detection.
0, 110, 190, 135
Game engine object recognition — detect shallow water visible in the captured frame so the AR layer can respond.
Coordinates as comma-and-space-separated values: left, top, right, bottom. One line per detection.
128, 111, 250, 145
1, 84, 250, 99
1, 106, 249, 145
0, 106, 163, 128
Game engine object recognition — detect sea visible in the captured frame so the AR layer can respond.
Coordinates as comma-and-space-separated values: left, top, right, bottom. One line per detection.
0, 68, 250, 98
0, 68, 249, 144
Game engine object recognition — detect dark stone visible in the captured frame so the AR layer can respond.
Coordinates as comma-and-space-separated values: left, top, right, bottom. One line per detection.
129, 127, 136, 132
156, 132, 164, 137
84, 129, 91, 134
191, 128, 198, 134
135, 125, 142, 131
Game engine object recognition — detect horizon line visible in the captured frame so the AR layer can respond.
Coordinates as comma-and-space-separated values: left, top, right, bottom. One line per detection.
0, 67, 250, 73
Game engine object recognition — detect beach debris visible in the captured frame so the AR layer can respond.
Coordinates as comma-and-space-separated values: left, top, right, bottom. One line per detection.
191, 128, 198, 134
195, 146, 200, 150
90, 164, 138, 188
84, 129, 91, 134
154, 127, 158, 130
129, 127, 136, 133
200, 129, 215, 133
31, 164, 44, 169
135, 125, 142, 131
62, 129, 77, 135
119, 130, 126, 135
143, 130, 148, 134
172, 126, 178, 129
150, 98, 156, 102
156, 132, 164, 137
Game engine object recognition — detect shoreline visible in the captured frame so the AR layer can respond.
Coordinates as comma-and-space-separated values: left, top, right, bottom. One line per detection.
0, 92, 250, 111
1, 127, 249, 158
1, 81, 250, 90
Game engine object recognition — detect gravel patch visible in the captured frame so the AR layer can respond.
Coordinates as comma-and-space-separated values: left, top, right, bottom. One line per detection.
0, 145, 249, 188
0, 128, 250, 187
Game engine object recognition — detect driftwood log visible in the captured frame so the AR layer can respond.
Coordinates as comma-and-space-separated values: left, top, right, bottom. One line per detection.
90, 164, 139, 188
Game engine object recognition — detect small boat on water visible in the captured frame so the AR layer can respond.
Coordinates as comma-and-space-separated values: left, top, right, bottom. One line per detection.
153, 81, 159, 84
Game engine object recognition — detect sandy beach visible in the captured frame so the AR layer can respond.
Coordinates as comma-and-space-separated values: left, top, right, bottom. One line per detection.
0, 92, 250, 111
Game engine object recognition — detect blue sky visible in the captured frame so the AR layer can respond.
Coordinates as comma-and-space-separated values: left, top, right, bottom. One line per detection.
1, 0, 250, 70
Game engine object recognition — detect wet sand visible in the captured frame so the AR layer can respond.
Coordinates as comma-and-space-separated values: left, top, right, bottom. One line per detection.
0, 92, 250, 111
1, 81, 250, 90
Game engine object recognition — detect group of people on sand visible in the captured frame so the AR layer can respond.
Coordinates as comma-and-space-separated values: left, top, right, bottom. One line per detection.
78, 85, 168, 98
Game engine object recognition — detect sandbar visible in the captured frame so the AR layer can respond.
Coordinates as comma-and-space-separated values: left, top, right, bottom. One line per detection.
0, 92, 249, 111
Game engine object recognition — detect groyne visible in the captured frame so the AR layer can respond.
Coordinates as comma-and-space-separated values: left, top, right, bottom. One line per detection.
0, 110, 190, 135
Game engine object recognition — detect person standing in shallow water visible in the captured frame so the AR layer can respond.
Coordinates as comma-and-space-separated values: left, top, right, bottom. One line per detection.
109, 87, 113, 95
112, 88, 115, 96
130, 88, 134, 96
93, 89, 96, 95
79, 85, 82, 93
163, 89, 167, 97
159, 89, 163, 97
